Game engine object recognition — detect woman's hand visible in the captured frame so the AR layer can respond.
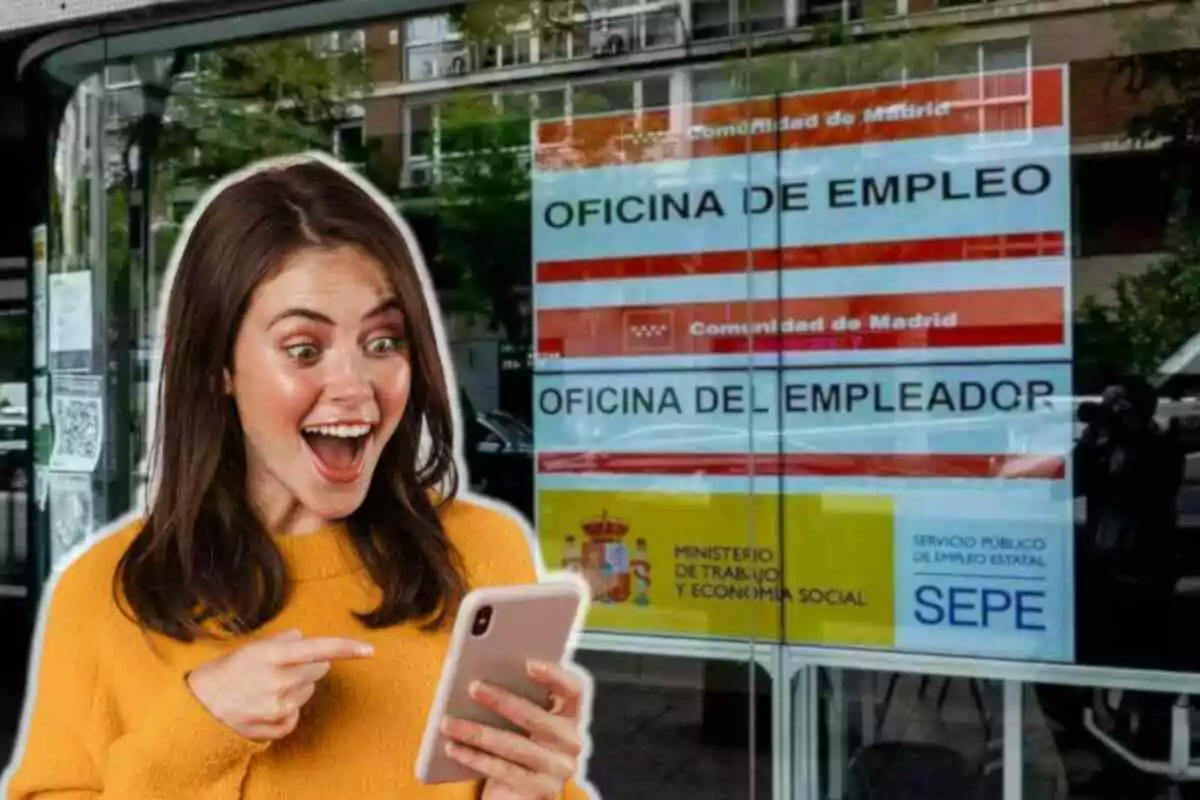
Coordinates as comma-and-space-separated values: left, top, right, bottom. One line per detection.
441, 659, 589, 800
186, 628, 374, 741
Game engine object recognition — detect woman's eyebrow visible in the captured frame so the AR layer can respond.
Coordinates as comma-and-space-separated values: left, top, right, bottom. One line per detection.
363, 298, 402, 319
266, 299, 401, 329
268, 308, 332, 328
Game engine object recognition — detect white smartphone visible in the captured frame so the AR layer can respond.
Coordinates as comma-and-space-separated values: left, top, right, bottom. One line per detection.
415, 580, 587, 785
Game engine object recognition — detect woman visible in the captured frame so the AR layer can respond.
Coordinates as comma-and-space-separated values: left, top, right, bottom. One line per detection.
3, 153, 595, 800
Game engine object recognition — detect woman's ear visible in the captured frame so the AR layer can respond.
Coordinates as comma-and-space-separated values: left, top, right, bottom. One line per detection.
223, 368, 234, 395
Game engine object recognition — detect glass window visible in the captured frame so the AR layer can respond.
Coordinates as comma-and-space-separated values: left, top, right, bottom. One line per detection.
642, 75, 671, 110
405, 14, 453, 43
34, 0, 1200, 799
408, 103, 435, 158
935, 41, 979, 75
820, 669, 1006, 798
691, 0, 733, 41
692, 67, 739, 102
335, 123, 367, 165
540, 28, 571, 62
983, 38, 1029, 71
536, 88, 566, 119
644, 9, 679, 49
743, 0, 787, 33
573, 79, 635, 114
405, 44, 441, 81
511, 33, 532, 65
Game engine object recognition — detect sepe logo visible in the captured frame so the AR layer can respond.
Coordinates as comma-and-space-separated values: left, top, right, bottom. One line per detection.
622, 308, 675, 353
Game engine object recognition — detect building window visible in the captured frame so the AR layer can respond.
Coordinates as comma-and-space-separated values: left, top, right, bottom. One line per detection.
313, 29, 365, 54
402, 4, 682, 76
643, 9, 680, 49
540, 29, 572, 61
642, 75, 671, 109
692, 67, 740, 102
574, 79, 636, 113
404, 14, 472, 81
401, 74, 674, 179
409, 103, 436, 159
936, 38, 1030, 76
334, 123, 367, 166
692, 0, 787, 41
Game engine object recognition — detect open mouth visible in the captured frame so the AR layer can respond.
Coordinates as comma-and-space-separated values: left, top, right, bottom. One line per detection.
301, 422, 374, 483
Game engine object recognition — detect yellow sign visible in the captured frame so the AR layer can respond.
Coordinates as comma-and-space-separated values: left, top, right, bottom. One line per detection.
537, 488, 895, 646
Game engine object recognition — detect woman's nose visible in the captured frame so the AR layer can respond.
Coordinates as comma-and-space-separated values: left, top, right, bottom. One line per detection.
324, 350, 373, 404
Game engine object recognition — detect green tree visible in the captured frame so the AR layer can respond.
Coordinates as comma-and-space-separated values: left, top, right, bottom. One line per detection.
109, 33, 376, 281
426, 92, 536, 341
1071, 8, 1200, 383
705, 13, 949, 96
154, 36, 373, 186
1076, 194, 1200, 383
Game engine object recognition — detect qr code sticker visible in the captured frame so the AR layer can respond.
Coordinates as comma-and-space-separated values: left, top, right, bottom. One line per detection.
50, 396, 102, 472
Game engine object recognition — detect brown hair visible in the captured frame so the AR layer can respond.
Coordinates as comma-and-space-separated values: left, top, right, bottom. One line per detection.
115, 158, 466, 641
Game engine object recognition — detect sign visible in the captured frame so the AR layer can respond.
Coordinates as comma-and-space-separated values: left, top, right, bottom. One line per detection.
531, 67, 1075, 662
49, 269, 94, 374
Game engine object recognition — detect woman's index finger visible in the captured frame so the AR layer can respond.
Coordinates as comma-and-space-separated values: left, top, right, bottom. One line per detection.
271, 637, 375, 665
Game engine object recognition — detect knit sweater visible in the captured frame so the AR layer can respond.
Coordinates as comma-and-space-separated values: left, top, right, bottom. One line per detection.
2, 498, 594, 800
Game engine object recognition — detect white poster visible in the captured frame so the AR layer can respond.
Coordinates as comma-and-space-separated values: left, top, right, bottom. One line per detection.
48, 270, 92, 355
47, 471, 93, 567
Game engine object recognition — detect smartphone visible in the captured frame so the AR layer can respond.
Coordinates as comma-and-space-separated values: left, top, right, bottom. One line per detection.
415, 580, 587, 785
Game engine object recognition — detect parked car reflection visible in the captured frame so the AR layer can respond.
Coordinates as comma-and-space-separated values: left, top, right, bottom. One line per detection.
460, 391, 534, 522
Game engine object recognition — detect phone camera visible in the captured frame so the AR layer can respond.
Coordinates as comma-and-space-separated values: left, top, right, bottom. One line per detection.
472, 605, 493, 637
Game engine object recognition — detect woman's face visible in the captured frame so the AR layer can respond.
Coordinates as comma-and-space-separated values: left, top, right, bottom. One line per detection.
227, 244, 411, 533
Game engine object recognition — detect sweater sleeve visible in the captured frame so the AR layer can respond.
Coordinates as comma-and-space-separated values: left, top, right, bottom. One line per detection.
2, 560, 269, 799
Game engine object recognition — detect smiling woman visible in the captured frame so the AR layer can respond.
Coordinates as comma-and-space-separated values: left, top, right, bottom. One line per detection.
1, 154, 596, 800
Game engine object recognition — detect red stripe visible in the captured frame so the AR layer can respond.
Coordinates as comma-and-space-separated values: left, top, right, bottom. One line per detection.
537, 67, 1065, 170
536, 324, 1063, 359
537, 232, 1065, 284
707, 324, 1064, 354
537, 452, 1066, 479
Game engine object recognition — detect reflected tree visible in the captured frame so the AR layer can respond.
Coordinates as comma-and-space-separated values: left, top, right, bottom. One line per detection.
424, 92, 535, 342
155, 36, 373, 186
1078, 198, 1200, 381
1075, 7, 1200, 384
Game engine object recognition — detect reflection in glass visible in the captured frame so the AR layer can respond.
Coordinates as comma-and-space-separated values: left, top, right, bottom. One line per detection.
820, 669, 1008, 798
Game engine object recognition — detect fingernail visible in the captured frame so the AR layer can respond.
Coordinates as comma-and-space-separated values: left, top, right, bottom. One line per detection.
527, 659, 547, 674
469, 680, 484, 697
358, 644, 374, 656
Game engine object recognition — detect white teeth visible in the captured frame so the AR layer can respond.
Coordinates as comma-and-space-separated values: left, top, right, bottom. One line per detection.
303, 423, 372, 438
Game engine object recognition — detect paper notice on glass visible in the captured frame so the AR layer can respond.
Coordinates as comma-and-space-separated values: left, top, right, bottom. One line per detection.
32, 225, 47, 369
49, 270, 92, 355
47, 471, 94, 567
33, 374, 50, 467
49, 374, 103, 473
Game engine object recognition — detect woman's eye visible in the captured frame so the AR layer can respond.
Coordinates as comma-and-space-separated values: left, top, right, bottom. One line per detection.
366, 336, 405, 355
286, 343, 320, 363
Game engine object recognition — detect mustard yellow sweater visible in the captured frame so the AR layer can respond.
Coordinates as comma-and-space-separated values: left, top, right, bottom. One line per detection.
2, 499, 595, 799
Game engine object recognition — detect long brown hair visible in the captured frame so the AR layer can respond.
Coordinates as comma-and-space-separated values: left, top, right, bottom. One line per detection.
115, 157, 467, 641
